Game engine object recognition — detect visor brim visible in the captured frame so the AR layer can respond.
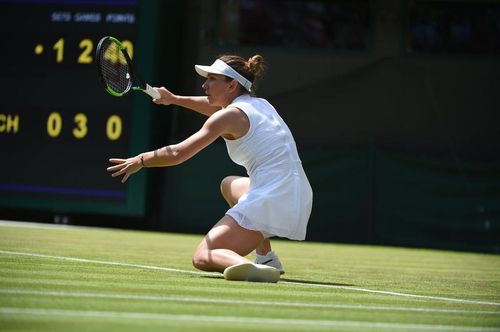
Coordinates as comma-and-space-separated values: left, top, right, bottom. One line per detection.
194, 64, 224, 78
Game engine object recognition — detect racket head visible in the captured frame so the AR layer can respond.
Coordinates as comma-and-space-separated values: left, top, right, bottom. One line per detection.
96, 36, 133, 97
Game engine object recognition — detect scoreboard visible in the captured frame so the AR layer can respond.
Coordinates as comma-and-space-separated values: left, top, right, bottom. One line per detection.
0, 0, 158, 216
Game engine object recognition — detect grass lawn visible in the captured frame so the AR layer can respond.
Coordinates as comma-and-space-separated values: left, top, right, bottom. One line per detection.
0, 220, 499, 331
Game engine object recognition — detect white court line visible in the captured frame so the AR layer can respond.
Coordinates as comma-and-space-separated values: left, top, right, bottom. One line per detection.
1, 249, 499, 307
0, 249, 215, 277
0, 219, 111, 231
1, 289, 498, 315
282, 281, 500, 307
1, 307, 499, 331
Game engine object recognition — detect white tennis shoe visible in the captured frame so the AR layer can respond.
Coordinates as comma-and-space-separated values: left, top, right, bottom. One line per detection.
254, 251, 285, 275
223, 262, 280, 283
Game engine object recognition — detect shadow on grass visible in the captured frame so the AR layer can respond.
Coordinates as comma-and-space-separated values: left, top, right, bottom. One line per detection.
280, 277, 354, 287
199, 274, 353, 287
199, 274, 224, 280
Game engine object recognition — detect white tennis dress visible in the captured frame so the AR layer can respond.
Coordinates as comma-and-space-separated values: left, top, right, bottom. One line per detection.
224, 94, 313, 240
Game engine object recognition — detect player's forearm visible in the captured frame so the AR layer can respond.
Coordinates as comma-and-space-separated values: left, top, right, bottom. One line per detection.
139, 146, 182, 168
139, 143, 198, 168
174, 96, 221, 116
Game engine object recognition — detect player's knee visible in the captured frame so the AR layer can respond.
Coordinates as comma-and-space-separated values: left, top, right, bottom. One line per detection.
192, 248, 209, 271
220, 176, 235, 195
220, 176, 238, 206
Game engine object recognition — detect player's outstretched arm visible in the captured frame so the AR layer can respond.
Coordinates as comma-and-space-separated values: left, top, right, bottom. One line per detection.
153, 86, 221, 116
107, 108, 245, 183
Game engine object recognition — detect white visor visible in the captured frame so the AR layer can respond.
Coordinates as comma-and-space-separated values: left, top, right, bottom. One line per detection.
195, 59, 252, 92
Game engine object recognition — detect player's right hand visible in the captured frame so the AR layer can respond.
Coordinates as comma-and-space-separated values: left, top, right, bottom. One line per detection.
153, 87, 177, 106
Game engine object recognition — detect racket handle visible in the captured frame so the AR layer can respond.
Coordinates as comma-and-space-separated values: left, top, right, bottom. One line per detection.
144, 84, 161, 99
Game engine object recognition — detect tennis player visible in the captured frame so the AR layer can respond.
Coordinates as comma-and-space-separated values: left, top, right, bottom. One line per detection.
107, 54, 313, 282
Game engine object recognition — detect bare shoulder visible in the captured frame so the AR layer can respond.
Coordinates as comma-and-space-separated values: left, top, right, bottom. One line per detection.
206, 107, 249, 139
214, 106, 246, 118
207, 107, 247, 124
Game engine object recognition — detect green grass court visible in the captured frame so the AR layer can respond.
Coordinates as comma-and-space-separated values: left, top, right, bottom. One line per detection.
0, 220, 499, 331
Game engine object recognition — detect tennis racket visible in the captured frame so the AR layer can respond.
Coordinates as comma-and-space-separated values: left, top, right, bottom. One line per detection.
96, 36, 160, 99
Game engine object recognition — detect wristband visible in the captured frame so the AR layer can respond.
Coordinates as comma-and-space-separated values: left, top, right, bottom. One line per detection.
140, 154, 145, 167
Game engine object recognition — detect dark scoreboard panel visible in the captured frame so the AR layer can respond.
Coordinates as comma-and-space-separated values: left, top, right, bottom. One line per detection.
0, 0, 156, 216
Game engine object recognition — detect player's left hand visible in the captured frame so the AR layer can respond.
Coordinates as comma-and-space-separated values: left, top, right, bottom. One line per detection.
107, 156, 142, 183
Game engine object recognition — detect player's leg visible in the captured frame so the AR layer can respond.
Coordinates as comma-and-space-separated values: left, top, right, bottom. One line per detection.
192, 215, 263, 272
219, 175, 285, 274
220, 176, 274, 254
220, 175, 249, 207
256, 238, 272, 255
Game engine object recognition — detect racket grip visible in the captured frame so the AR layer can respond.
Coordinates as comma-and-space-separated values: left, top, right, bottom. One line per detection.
145, 84, 161, 99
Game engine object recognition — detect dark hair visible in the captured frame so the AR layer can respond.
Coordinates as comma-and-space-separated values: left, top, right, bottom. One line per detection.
219, 54, 265, 93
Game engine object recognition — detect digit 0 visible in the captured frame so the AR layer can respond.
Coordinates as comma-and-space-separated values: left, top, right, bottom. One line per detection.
106, 115, 122, 141
47, 112, 62, 137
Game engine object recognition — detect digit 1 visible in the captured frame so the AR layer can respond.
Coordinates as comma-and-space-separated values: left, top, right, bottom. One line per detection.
53, 38, 64, 63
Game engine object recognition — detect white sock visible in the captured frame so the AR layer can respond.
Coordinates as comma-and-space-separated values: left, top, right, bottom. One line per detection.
255, 251, 275, 259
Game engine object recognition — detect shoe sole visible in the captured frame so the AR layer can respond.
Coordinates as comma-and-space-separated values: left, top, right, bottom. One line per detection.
223, 263, 280, 283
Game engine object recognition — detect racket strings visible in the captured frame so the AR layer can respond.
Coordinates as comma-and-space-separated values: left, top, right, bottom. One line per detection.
98, 39, 131, 94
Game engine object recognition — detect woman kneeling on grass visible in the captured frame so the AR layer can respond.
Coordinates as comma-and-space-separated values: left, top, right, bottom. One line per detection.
107, 54, 313, 283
